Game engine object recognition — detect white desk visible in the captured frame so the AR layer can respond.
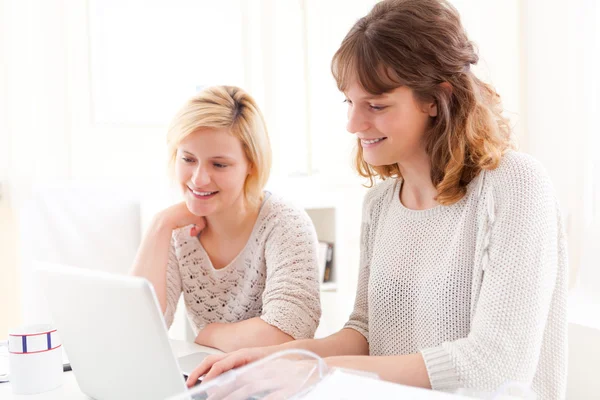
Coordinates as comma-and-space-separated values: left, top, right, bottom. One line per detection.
0, 339, 219, 399
0, 340, 478, 399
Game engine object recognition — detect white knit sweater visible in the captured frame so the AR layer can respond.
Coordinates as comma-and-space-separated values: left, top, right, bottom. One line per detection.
164, 192, 322, 340
345, 152, 568, 399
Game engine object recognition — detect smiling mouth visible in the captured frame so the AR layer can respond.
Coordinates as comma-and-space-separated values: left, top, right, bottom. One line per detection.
360, 137, 387, 146
188, 186, 219, 198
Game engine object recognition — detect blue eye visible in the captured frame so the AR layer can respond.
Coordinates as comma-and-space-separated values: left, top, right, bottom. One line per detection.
181, 157, 195, 163
213, 163, 227, 169
369, 105, 386, 111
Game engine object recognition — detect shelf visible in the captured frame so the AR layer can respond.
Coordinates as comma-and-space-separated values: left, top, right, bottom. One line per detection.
320, 282, 337, 292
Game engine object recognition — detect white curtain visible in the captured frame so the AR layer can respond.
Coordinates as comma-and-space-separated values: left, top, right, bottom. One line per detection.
578, 0, 600, 293
523, 0, 600, 293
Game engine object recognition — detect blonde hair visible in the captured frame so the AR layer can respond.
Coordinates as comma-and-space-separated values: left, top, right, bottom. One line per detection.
332, 0, 515, 205
167, 86, 272, 207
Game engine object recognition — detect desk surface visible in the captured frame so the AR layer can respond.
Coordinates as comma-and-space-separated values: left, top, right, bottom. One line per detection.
0, 339, 220, 399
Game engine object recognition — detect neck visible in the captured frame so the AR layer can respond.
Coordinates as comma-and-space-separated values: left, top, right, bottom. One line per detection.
397, 150, 439, 210
204, 194, 260, 239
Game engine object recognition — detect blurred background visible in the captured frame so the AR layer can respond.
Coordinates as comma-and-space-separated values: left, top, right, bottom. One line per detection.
0, 0, 598, 396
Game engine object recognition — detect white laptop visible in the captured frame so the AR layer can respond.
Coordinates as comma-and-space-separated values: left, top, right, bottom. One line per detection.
37, 263, 215, 400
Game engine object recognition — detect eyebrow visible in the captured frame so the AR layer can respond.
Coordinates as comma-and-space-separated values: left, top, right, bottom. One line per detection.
346, 94, 388, 101
182, 150, 235, 161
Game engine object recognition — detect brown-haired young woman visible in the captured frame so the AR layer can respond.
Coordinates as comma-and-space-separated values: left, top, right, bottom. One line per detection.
187, 1, 567, 398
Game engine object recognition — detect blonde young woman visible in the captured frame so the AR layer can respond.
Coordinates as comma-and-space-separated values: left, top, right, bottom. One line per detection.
131, 86, 321, 352
187, 1, 568, 398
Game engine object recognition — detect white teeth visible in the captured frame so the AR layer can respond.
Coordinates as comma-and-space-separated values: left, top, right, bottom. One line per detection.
192, 190, 216, 196
362, 138, 385, 144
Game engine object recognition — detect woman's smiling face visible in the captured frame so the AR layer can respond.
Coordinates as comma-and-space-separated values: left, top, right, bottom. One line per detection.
344, 80, 436, 167
175, 127, 251, 217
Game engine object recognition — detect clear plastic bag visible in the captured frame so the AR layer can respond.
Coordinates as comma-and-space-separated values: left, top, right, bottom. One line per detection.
167, 349, 330, 400
167, 349, 533, 400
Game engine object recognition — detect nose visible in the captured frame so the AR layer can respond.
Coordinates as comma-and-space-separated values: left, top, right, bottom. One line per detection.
346, 106, 370, 134
191, 165, 211, 187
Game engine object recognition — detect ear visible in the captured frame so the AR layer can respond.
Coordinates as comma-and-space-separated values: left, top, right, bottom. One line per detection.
427, 82, 453, 117
426, 101, 438, 117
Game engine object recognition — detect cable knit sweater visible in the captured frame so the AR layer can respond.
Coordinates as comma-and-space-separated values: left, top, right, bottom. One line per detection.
344, 152, 568, 399
164, 192, 322, 340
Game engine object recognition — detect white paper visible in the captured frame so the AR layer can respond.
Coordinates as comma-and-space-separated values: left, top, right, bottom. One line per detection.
304, 369, 465, 399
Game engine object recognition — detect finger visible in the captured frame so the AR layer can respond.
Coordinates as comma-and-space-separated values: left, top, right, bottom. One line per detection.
204, 353, 251, 382
189, 220, 206, 237
186, 354, 226, 386
186, 354, 227, 387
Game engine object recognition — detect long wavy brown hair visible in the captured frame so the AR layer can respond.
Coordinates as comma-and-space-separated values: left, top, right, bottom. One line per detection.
332, 0, 514, 205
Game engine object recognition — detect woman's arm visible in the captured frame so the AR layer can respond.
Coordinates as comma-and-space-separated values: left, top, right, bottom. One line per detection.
419, 157, 566, 392
259, 205, 323, 340
325, 353, 430, 388
195, 317, 292, 352
187, 327, 369, 384
278, 328, 370, 358
130, 213, 175, 314
130, 202, 205, 316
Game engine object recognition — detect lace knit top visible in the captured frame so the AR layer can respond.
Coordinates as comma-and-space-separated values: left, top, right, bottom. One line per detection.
344, 152, 568, 399
164, 192, 322, 340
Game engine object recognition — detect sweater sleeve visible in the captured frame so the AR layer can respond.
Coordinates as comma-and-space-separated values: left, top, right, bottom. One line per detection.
260, 205, 322, 339
163, 235, 183, 329
344, 184, 386, 340
421, 156, 562, 393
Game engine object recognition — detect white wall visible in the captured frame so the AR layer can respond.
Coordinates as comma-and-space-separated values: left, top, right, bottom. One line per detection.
523, 0, 600, 289
451, 0, 523, 142
0, 0, 17, 339
0, 0, 73, 338
1, 0, 596, 341
0, 0, 375, 338
0, 0, 525, 338
522, 0, 585, 281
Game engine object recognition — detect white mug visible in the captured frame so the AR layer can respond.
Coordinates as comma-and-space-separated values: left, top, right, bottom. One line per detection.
0, 324, 63, 395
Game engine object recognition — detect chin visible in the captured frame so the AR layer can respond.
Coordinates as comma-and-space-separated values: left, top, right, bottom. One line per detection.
363, 154, 395, 167
186, 200, 218, 217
